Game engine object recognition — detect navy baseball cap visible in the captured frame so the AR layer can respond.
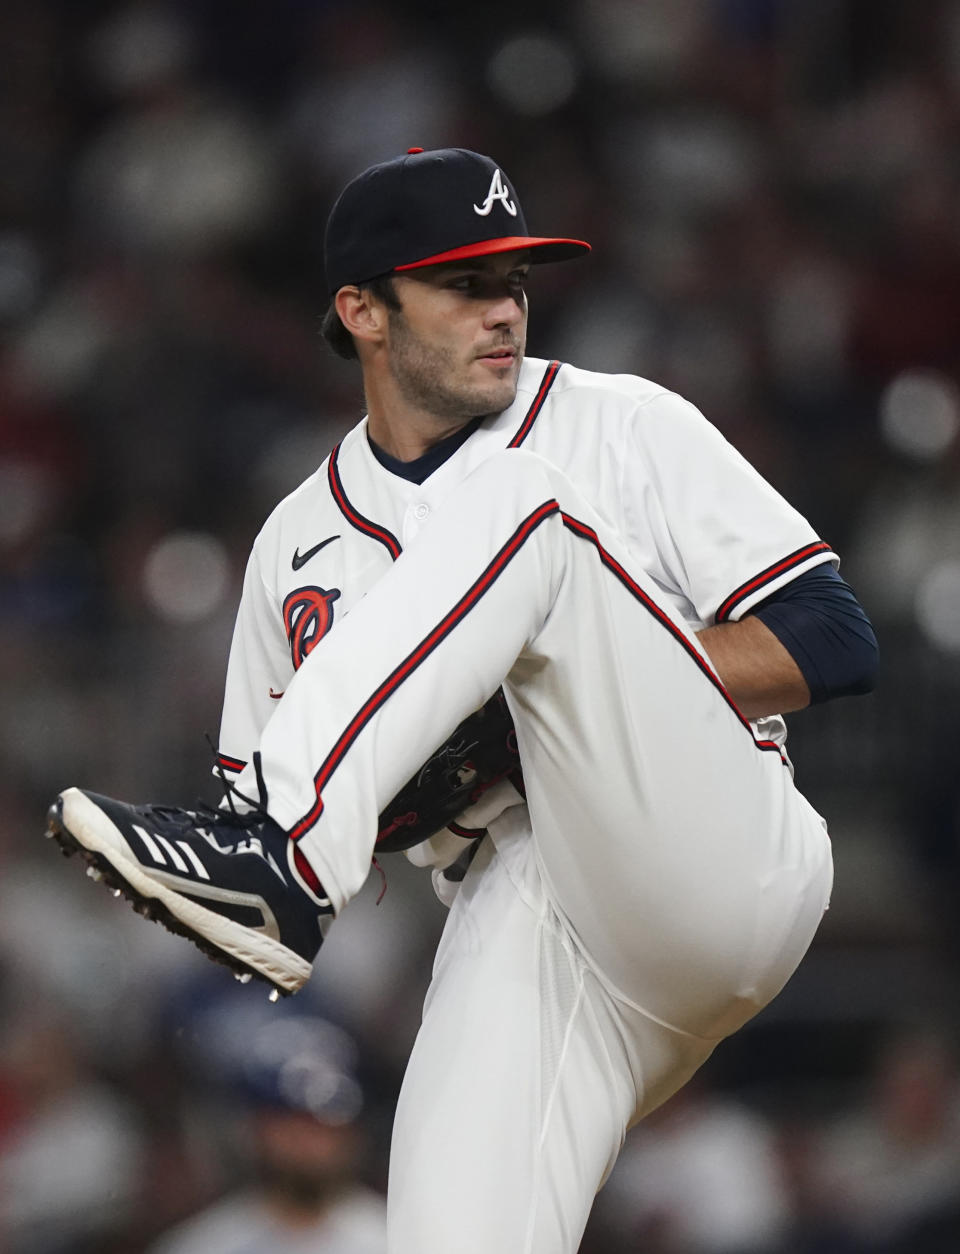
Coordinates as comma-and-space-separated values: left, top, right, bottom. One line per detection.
323, 147, 591, 294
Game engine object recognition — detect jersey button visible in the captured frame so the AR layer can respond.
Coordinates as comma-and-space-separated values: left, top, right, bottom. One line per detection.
414, 503, 430, 520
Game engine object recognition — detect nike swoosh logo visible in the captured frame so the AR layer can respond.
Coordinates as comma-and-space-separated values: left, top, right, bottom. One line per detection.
292, 535, 340, 571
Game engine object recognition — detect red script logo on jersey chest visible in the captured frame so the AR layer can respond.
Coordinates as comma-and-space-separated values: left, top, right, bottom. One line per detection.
283, 586, 341, 669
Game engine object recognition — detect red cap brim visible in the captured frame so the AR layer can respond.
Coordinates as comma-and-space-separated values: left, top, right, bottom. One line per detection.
393, 235, 591, 271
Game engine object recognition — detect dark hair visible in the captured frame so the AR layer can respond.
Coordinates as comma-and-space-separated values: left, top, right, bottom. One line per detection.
320, 274, 402, 361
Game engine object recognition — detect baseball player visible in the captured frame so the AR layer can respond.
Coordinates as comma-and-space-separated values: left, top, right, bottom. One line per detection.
47, 149, 878, 1253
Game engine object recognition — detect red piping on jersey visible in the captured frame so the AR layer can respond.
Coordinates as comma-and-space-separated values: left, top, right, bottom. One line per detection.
287, 497, 788, 847
288, 500, 561, 842
508, 360, 561, 447
216, 752, 247, 774
292, 844, 325, 897
328, 444, 403, 561
715, 541, 833, 623
561, 513, 783, 756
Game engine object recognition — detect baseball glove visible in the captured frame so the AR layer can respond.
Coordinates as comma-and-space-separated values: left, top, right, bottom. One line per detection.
375, 688, 523, 853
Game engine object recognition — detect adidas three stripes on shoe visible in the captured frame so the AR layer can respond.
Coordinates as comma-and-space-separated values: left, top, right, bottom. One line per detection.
47, 787, 333, 995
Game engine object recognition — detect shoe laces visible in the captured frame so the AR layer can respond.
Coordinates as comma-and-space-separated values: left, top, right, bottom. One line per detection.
139, 800, 263, 836
198, 736, 274, 832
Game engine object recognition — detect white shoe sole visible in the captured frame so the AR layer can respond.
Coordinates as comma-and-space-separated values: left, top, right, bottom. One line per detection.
49, 787, 312, 995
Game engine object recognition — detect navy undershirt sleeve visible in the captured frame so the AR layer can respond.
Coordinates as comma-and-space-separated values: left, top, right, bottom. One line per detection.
751, 563, 878, 704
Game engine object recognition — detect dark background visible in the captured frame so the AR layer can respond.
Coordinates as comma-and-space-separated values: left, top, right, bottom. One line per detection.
2, 2, 960, 1251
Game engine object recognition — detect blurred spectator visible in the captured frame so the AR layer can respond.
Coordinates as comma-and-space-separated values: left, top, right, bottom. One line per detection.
591, 1078, 790, 1253
284, 5, 460, 183
78, 3, 280, 257
815, 1027, 960, 1249
148, 1004, 386, 1254
0, 1010, 144, 1254
2, 2, 959, 1251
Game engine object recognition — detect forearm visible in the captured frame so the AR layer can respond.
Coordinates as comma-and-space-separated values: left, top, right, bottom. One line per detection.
696, 616, 811, 719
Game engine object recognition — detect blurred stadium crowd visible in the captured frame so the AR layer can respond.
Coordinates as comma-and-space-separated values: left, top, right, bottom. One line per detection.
2, 1, 960, 1251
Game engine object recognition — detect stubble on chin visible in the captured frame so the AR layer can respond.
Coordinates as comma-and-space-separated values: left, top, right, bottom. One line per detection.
391, 324, 523, 422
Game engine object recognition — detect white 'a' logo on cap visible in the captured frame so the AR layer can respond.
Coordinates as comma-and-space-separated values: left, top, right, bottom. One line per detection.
473, 168, 518, 217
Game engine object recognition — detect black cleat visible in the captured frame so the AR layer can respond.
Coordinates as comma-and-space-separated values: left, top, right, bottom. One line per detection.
46, 788, 333, 995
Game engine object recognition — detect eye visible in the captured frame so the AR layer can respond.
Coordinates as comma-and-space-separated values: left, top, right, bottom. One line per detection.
444, 270, 529, 296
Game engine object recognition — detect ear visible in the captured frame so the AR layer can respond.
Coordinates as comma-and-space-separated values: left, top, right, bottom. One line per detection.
335, 285, 389, 348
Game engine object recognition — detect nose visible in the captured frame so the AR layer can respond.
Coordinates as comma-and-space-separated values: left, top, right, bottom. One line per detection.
483, 289, 525, 329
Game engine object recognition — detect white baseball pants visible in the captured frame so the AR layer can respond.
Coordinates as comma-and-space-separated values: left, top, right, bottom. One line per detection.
240, 449, 833, 1254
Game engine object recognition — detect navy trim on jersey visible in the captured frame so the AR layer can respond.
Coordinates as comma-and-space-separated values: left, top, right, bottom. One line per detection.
368, 417, 485, 484
216, 752, 247, 774
560, 514, 783, 756
288, 498, 785, 843
715, 541, 833, 623
327, 444, 402, 560
288, 500, 561, 841
508, 360, 562, 447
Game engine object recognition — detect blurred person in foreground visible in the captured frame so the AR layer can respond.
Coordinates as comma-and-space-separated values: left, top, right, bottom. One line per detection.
46, 149, 876, 1251
150, 1014, 386, 1254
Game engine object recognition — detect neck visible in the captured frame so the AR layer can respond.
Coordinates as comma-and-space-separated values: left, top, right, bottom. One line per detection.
366, 412, 474, 461
363, 375, 475, 462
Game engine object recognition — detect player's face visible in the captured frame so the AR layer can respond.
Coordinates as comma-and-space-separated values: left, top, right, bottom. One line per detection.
384, 252, 530, 423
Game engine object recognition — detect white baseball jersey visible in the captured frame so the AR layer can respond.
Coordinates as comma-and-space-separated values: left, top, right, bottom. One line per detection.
218, 356, 835, 807
217, 357, 837, 1253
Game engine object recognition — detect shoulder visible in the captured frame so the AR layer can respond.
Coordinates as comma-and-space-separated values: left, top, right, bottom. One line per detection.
514, 358, 706, 456
260, 463, 329, 531
250, 424, 365, 558
551, 359, 668, 406
526, 357, 695, 423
